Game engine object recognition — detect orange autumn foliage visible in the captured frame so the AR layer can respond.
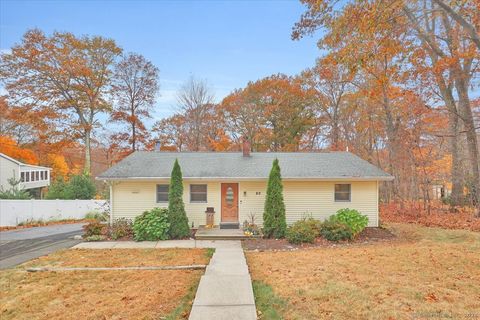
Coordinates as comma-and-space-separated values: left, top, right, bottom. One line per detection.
0, 136, 38, 165
380, 201, 480, 232
46, 154, 70, 180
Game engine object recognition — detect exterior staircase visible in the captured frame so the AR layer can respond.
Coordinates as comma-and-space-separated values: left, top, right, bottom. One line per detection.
195, 226, 250, 240
219, 222, 240, 229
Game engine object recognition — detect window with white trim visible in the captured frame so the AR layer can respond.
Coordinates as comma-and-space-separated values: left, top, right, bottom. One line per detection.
190, 184, 207, 202
156, 184, 169, 202
334, 184, 351, 202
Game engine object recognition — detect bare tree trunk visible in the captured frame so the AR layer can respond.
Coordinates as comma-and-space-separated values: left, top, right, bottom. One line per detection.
381, 82, 400, 202
455, 77, 480, 216
437, 80, 465, 205
84, 129, 92, 175
131, 105, 136, 152
431, 0, 480, 51
448, 111, 464, 205
132, 122, 136, 151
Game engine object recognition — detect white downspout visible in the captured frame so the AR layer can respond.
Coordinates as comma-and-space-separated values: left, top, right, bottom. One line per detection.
109, 182, 113, 225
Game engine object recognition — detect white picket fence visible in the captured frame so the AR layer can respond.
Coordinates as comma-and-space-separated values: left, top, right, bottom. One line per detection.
0, 199, 108, 226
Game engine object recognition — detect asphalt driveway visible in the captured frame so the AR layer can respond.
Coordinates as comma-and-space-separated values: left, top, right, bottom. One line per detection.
0, 223, 84, 269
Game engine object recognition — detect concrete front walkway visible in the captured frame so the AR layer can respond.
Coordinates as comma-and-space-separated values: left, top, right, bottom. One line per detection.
189, 246, 256, 320
73, 240, 257, 319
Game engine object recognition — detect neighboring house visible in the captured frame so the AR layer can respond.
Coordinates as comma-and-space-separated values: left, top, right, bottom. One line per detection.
0, 153, 51, 197
432, 183, 450, 200
97, 144, 393, 228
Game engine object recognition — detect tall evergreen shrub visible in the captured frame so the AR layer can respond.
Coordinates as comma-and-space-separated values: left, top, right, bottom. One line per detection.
45, 174, 96, 199
168, 159, 190, 238
263, 158, 287, 238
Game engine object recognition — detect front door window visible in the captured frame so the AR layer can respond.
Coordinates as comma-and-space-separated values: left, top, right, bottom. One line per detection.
225, 187, 234, 206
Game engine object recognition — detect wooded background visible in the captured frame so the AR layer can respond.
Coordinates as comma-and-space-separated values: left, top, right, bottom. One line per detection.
0, 0, 478, 212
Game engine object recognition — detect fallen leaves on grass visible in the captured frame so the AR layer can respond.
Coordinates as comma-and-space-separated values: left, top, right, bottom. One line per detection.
0, 249, 209, 320
424, 293, 439, 302
24, 248, 209, 268
380, 201, 480, 232
246, 223, 480, 320
0, 269, 202, 320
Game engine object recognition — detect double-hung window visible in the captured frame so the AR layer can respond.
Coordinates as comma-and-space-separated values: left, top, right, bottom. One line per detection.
334, 184, 351, 202
156, 184, 169, 203
190, 184, 207, 203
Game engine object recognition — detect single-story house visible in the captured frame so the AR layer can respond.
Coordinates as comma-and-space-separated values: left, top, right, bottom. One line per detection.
97, 146, 393, 228
0, 153, 52, 198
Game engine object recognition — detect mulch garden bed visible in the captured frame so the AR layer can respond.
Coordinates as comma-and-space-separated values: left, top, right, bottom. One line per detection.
242, 227, 397, 251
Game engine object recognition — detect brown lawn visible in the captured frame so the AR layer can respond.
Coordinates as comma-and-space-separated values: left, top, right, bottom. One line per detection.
246, 223, 480, 320
0, 248, 210, 320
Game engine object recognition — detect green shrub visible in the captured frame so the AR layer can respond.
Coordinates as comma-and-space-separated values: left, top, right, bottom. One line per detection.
45, 177, 68, 199
320, 219, 353, 241
286, 219, 319, 244
109, 218, 133, 240
263, 159, 287, 239
303, 217, 322, 237
65, 174, 96, 199
85, 210, 108, 222
133, 208, 170, 241
0, 178, 31, 199
334, 208, 369, 236
46, 174, 96, 199
83, 221, 106, 238
168, 159, 190, 239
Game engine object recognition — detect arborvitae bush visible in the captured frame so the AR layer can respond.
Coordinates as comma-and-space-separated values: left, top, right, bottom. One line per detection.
263, 159, 287, 238
167, 159, 190, 239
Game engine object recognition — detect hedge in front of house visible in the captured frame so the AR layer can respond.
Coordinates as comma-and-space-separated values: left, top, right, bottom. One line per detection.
319, 208, 368, 241
286, 218, 322, 244
132, 208, 170, 241
333, 208, 369, 237
320, 219, 353, 241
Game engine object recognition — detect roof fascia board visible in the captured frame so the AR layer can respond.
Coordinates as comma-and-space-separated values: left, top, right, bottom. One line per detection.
19, 164, 52, 170
96, 176, 394, 182
0, 153, 22, 165
1, 153, 52, 170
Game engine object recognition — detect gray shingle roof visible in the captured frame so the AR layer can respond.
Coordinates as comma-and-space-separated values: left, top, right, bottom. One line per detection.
97, 151, 393, 181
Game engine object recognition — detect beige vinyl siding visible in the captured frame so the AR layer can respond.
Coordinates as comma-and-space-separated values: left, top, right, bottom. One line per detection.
281, 181, 378, 227
237, 180, 378, 227
238, 181, 267, 226
111, 180, 221, 227
111, 179, 379, 227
